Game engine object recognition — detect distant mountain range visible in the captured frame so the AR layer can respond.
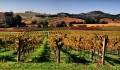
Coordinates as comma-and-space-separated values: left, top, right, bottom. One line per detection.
0, 11, 120, 21
59, 11, 120, 20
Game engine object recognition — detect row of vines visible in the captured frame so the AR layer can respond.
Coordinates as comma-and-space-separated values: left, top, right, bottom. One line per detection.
48, 30, 120, 64
0, 30, 120, 65
0, 32, 46, 62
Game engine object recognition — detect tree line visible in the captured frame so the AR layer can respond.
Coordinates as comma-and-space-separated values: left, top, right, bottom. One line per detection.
4, 12, 25, 27
3, 12, 108, 28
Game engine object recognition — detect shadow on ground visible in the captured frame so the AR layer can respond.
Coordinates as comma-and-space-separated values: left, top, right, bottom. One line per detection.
38, 44, 51, 62
61, 49, 91, 64
105, 56, 120, 66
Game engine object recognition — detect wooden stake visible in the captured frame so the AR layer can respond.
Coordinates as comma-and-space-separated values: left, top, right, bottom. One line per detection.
102, 37, 106, 65
17, 38, 21, 63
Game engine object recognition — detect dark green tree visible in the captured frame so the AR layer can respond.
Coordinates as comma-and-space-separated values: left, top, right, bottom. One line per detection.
4, 12, 14, 27
69, 22, 73, 27
42, 21, 48, 28
4, 12, 22, 27
31, 20, 37, 24
38, 21, 48, 28
61, 21, 67, 27
15, 15, 22, 27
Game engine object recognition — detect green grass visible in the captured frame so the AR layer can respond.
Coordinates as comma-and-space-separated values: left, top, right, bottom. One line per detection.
0, 36, 120, 70
0, 51, 16, 61
25, 37, 48, 62
0, 61, 120, 70
0, 47, 120, 70
105, 54, 120, 66
0, 49, 120, 70
0, 48, 11, 53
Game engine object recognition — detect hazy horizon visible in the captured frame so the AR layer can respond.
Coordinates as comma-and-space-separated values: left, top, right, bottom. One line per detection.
0, 0, 120, 14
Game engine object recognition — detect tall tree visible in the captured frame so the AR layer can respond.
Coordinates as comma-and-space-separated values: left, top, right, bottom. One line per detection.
15, 15, 22, 27
4, 12, 22, 27
4, 12, 14, 27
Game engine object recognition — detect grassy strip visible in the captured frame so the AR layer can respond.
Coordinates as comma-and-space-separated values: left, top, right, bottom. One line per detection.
1, 62, 120, 70
25, 37, 48, 62
0, 51, 15, 61
105, 54, 120, 66
61, 49, 90, 64
0, 48, 10, 53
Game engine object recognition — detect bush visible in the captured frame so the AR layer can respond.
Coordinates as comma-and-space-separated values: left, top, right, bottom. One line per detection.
31, 20, 37, 24
100, 21, 108, 24
69, 22, 73, 27
56, 21, 67, 27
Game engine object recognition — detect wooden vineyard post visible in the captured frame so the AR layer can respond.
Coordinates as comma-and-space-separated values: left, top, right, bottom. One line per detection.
56, 47, 60, 63
102, 37, 105, 65
17, 37, 21, 63
118, 46, 120, 59
90, 49, 93, 60
56, 43, 64, 63
102, 35, 108, 65
55, 38, 64, 63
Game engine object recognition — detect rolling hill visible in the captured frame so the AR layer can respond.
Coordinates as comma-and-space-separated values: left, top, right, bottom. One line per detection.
0, 11, 120, 23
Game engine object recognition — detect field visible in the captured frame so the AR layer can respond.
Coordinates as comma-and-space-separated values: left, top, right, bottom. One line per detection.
0, 27, 120, 70
74, 23, 120, 27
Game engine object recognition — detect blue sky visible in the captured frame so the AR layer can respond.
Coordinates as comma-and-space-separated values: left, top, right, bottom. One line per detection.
0, 0, 120, 14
